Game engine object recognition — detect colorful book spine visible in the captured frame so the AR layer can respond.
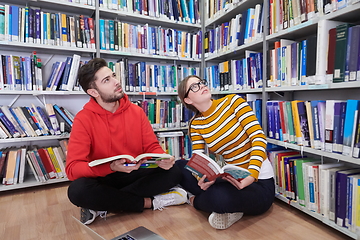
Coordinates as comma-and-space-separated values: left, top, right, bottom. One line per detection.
332, 101, 347, 154
34, 9, 41, 44
53, 104, 73, 127
343, 100, 360, 156
333, 23, 353, 83
0, 108, 20, 138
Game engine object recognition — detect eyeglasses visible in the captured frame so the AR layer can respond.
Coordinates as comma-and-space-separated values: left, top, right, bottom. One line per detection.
184, 79, 208, 98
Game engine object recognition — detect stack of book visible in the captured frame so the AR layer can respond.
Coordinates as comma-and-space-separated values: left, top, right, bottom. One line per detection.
204, 51, 263, 92
0, 103, 75, 139
0, 140, 68, 185
204, 4, 264, 58
269, 147, 360, 232
268, 21, 360, 88
44, 54, 83, 92
0, 52, 43, 91
0, 4, 95, 49
268, 0, 360, 35
100, 0, 201, 25
99, 19, 202, 59
132, 99, 193, 129
109, 59, 199, 93
266, 99, 360, 158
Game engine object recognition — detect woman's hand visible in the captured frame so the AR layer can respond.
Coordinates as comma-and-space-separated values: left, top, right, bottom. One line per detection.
110, 159, 146, 173
198, 175, 215, 190
223, 175, 255, 190
156, 156, 175, 170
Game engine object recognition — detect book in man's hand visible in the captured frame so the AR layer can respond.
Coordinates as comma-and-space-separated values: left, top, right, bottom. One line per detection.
88, 153, 173, 167
185, 152, 251, 181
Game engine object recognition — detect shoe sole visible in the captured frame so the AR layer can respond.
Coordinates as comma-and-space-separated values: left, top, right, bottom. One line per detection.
80, 208, 96, 225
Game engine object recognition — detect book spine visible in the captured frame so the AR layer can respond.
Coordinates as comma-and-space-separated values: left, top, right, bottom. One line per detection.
333, 24, 351, 83
36, 106, 55, 135
53, 104, 73, 127
0, 108, 20, 138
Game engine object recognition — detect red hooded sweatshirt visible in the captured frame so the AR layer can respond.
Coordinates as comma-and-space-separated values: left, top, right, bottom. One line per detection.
65, 94, 165, 181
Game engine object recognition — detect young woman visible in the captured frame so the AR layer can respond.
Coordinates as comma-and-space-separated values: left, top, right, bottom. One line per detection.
176, 75, 275, 229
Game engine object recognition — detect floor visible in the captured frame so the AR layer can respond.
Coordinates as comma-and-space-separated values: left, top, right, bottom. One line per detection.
0, 182, 354, 240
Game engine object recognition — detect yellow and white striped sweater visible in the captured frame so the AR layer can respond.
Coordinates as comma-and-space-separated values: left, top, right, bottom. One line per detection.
189, 94, 267, 180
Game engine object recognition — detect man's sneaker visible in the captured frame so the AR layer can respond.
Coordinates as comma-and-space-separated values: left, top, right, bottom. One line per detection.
208, 212, 244, 229
80, 208, 107, 225
153, 187, 187, 210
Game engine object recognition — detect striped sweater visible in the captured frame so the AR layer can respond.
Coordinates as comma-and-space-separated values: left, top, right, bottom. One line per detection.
189, 94, 267, 180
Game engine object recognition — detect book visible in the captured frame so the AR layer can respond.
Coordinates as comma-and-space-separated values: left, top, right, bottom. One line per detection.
184, 152, 251, 181
332, 101, 346, 154
306, 35, 317, 84
88, 153, 173, 167
333, 23, 354, 83
343, 100, 360, 156
316, 20, 345, 84
327, 27, 337, 81
336, 169, 360, 227
318, 163, 344, 218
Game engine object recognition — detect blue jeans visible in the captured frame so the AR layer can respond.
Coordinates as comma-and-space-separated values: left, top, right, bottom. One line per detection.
175, 159, 275, 215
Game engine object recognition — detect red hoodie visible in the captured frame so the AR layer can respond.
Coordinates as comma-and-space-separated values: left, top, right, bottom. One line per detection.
65, 94, 165, 180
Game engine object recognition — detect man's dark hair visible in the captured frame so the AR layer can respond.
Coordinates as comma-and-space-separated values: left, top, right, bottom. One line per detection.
78, 58, 107, 93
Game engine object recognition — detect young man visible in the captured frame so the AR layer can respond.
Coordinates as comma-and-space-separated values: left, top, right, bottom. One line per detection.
65, 58, 187, 225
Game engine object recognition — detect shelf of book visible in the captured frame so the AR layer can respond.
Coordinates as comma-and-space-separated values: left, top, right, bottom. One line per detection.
0, 0, 199, 192
275, 194, 357, 239
99, 8, 201, 29
267, 138, 359, 166
100, 50, 201, 62
0, 41, 97, 54
37, 0, 96, 10
0, 134, 70, 144
0, 177, 69, 192
0, 90, 86, 95
266, 3, 360, 43
265, 81, 360, 92
153, 126, 188, 132
203, 0, 360, 237
205, 38, 263, 61
211, 88, 263, 95
204, 0, 263, 27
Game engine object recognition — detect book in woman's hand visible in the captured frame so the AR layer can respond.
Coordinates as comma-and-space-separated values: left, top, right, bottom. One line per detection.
184, 152, 251, 181
88, 153, 173, 167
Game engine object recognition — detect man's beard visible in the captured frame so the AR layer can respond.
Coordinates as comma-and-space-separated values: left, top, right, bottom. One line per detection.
97, 88, 124, 103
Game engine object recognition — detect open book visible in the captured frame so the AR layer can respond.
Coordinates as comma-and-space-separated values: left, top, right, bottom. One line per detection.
184, 152, 251, 181
88, 153, 172, 167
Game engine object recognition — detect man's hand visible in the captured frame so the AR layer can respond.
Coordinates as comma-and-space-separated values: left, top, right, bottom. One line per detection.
110, 159, 146, 173
156, 156, 175, 170
222, 175, 255, 190
198, 175, 215, 190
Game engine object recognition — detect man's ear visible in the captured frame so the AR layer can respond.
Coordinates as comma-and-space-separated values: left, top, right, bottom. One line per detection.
87, 88, 99, 98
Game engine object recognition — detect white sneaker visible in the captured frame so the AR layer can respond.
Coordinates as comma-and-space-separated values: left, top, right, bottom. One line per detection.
153, 187, 187, 210
208, 212, 244, 229
80, 208, 107, 225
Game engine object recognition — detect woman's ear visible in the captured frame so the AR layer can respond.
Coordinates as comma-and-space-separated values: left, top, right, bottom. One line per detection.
184, 97, 193, 105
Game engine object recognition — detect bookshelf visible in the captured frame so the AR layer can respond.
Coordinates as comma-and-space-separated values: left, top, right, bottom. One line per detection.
203, 0, 360, 238
0, 0, 200, 191
2, 0, 359, 237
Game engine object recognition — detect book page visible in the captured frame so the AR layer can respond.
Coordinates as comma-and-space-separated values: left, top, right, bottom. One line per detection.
89, 154, 135, 167
185, 153, 222, 181
89, 153, 172, 167
134, 153, 172, 162
222, 165, 251, 180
